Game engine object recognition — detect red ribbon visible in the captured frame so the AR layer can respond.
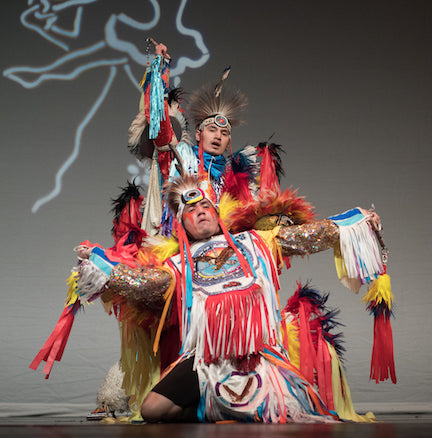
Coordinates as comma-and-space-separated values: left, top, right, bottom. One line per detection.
30, 301, 80, 379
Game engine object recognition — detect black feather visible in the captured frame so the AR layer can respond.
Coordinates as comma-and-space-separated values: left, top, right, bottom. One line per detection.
110, 180, 142, 227
167, 87, 185, 106
257, 142, 285, 181
230, 149, 256, 181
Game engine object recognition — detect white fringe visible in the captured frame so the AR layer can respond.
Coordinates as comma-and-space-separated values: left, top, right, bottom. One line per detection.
74, 260, 109, 304
338, 219, 383, 292
183, 293, 206, 367
141, 150, 162, 236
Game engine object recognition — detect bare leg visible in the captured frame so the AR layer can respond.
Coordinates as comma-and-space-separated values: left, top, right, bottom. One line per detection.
141, 391, 183, 423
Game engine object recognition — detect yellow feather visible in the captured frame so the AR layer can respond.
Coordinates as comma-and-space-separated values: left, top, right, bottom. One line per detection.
218, 193, 240, 227
150, 236, 179, 261
362, 274, 393, 310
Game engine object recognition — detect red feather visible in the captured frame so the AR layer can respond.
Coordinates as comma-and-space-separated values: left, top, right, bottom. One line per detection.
222, 168, 254, 203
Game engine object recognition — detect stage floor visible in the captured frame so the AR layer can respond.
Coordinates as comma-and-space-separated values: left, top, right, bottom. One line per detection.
0, 413, 431, 438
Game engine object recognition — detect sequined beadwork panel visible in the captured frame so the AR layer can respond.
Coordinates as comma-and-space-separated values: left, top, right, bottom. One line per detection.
109, 264, 171, 311
276, 219, 339, 256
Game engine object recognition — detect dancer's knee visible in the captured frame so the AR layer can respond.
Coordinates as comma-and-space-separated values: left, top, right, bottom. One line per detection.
141, 391, 182, 423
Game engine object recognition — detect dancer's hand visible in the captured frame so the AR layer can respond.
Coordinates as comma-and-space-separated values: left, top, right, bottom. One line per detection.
74, 244, 92, 259
359, 207, 382, 230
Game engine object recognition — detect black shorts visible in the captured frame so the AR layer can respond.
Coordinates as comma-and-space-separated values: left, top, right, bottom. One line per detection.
152, 356, 200, 409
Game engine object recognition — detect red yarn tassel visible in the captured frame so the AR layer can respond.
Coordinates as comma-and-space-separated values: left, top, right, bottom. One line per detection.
370, 310, 397, 383
298, 301, 316, 384
316, 329, 334, 410
251, 231, 280, 287
175, 222, 194, 301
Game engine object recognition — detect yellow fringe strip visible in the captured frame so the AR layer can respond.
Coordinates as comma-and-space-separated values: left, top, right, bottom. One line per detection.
101, 415, 134, 424
256, 227, 284, 271
65, 272, 80, 306
120, 323, 161, 422
284, 318, 300, 370
362, 274, 393, 310
328, 342, 376, 423
333, 245, 348, 280
139, 71, 148, 89
333, 245, 364, 293
138, 92, 145, 113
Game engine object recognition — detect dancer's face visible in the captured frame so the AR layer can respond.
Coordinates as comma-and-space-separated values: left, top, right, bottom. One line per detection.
195, 124, 231, 156
182, 199, 220, 240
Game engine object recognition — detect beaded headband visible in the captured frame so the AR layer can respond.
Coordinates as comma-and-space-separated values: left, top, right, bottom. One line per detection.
198, 114, 231, 133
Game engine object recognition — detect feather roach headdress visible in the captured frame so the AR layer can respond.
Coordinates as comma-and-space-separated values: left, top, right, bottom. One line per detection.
188, 67, 248, 133
165, 174, 211, 222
